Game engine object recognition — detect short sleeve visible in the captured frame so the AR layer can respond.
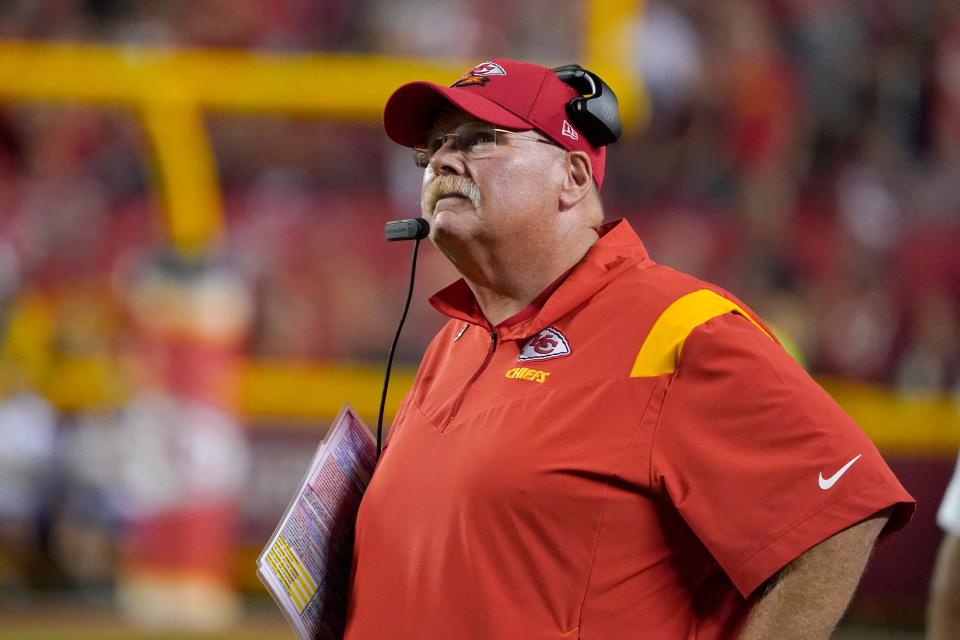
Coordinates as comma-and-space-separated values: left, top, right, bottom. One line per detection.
650, 312, 915, 596
937, 453, 960, 536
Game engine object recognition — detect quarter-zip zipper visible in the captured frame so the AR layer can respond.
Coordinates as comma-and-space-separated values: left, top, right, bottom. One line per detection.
443, 330, 498, 431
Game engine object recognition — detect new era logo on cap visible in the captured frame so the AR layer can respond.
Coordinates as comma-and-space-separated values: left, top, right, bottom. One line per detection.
518, 326, 571, 362
561, 120, 579, 141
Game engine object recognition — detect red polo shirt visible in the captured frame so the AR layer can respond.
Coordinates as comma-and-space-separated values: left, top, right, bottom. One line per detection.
345, 219, 914, 640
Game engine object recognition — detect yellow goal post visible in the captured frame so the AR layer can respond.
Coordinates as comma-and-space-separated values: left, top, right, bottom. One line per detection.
0, 0, 645, 255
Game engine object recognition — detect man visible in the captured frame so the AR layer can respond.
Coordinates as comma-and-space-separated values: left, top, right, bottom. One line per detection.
345, 59, 914, 639
929, 453, 960, 638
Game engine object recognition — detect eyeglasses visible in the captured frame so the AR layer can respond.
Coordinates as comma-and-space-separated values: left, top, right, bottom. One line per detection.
413, 122, 558, 168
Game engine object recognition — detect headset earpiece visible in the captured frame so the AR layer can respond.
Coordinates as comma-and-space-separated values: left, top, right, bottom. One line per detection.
552, 64, 622, 147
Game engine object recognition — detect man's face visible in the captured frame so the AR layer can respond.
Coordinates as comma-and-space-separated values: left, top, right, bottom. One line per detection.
418, 108, 566, 267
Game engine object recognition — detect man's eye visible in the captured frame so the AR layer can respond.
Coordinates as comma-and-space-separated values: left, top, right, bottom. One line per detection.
466, 130, 496, 148
427, 134, 446, 154
414, 150, 431, 168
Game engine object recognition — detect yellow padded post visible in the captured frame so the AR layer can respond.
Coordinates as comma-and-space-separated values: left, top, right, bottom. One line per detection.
585, 0, 649, 130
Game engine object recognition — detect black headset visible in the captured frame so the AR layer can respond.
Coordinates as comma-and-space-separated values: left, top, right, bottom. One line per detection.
552, 64, 622, 147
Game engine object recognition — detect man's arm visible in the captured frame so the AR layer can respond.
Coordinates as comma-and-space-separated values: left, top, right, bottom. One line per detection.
928, 533, 960, 640
738, 510, 891, 640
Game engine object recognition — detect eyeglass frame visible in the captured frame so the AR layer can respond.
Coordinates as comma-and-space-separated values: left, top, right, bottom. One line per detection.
413, 121, 561, 168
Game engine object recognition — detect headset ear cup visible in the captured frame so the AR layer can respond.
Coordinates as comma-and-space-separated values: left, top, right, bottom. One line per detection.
552, 65, 621, 147
566, 95, 620, 147
583, 87, 622, 145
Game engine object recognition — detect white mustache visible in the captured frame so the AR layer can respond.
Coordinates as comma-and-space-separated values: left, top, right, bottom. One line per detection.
421, 175, 481, 217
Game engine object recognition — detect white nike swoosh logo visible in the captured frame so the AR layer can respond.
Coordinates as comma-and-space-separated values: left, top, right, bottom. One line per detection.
818, 454, 862, 490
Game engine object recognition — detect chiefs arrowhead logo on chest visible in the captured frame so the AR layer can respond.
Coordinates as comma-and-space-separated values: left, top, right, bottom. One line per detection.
517, 326, 571, 362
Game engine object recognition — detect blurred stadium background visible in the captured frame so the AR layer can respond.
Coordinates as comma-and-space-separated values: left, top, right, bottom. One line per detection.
0, 0, 957, 637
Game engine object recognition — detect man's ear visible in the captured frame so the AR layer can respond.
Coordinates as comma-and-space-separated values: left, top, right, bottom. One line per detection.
559, 151, 594, 211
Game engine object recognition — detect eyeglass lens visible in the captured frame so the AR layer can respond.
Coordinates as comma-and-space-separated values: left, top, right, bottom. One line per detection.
414, 123, 499, 168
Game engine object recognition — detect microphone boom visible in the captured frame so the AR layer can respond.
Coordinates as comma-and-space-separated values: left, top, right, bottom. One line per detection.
385, 218, 430, 241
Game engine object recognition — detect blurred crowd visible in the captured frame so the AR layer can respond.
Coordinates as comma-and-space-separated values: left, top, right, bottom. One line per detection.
0, 0, 959, 612
623, 0, 960, 395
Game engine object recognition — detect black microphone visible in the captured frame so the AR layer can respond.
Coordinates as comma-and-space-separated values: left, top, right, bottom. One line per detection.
376, 217, 430, 457
385, 218, 430, 241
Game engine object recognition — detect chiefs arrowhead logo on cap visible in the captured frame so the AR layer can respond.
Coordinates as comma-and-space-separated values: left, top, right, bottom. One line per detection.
452, 61, 507, 88
518, 326, 571, 362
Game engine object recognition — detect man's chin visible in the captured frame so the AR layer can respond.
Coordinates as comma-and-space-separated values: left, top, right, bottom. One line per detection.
429, 211, 475, 243
430, 206, 472, 228
428, 213, 455, 239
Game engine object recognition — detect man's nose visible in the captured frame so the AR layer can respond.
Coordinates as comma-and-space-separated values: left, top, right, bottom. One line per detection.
429, 138, 466, 176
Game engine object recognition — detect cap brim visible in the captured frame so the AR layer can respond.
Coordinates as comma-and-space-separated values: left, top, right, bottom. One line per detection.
383, 82, 533, 147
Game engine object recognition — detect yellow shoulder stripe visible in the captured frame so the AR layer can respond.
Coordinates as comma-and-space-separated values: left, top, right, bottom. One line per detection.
629, 289, 773, 377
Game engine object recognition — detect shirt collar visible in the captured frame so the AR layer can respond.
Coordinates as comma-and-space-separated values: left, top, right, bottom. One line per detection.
428, 219, 652, 341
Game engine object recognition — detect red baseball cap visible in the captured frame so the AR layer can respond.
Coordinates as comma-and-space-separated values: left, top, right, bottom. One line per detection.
383, 59, 608, 187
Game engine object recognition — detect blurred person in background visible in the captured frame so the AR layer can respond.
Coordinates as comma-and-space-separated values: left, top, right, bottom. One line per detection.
894, 287, 960, 397
0, 367, 57, 590
345, 59, 915, 640
929, 452, 960, 639
113, 253, 252, 631
0, 241, 58, 590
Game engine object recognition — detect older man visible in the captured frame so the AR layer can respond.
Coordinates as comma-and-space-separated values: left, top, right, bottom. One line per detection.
344, 59, 914, 640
